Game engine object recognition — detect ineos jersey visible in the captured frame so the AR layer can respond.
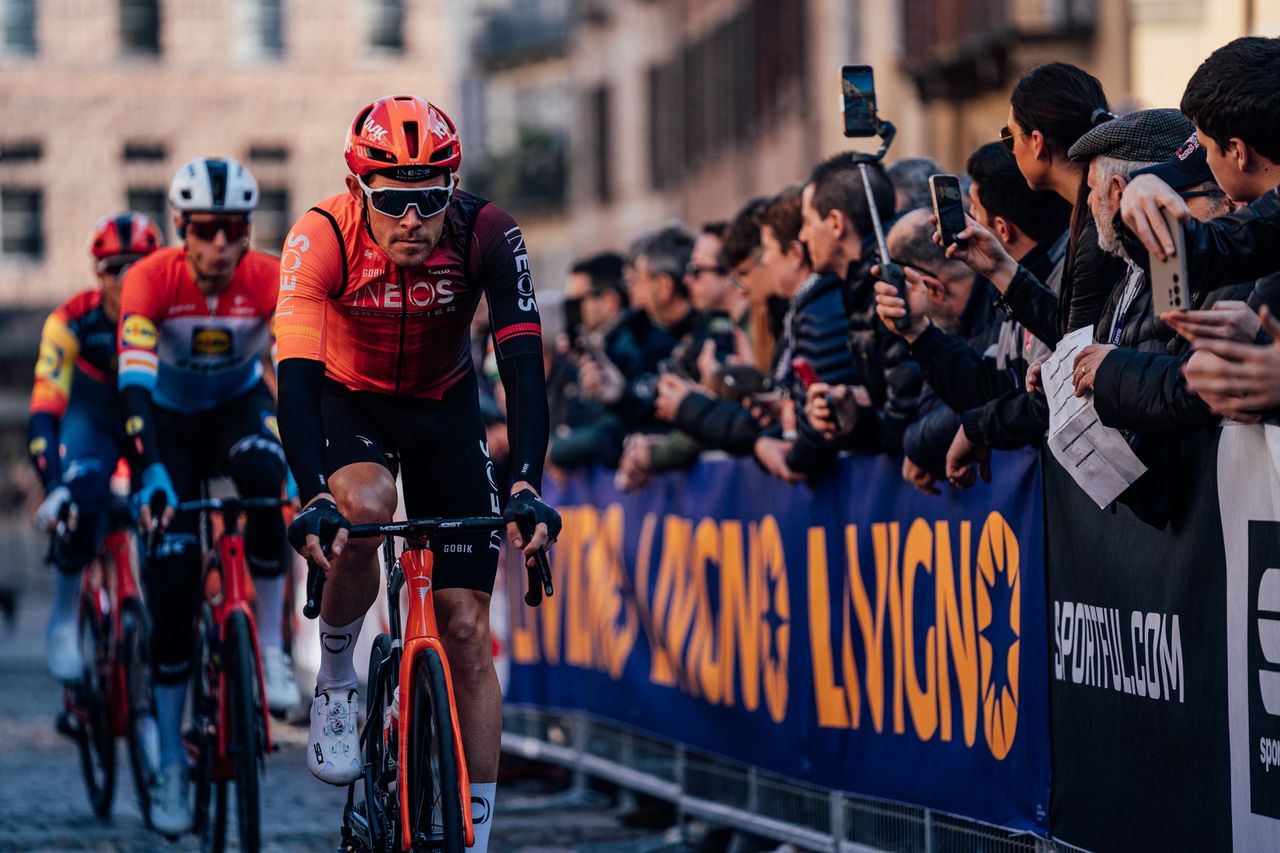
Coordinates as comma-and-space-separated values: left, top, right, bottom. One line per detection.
273, 189, 542, 398
118, 247, 277, 413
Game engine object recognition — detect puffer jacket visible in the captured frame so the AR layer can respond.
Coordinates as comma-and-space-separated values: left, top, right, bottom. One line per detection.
840, 253, 924, 455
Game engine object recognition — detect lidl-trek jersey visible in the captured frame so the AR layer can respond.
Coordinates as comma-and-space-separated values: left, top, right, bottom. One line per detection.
118, 247, 278, 412
273, 189, 542, 397
32, 289, 119, 419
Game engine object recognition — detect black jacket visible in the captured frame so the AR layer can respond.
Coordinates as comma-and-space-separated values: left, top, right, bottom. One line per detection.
903, 278, 1007, 470
839, 253, 924, 455
1093, 282, 1255, 432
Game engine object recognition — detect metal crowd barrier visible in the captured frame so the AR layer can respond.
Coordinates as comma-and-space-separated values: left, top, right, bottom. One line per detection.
502, 705, 1093, 853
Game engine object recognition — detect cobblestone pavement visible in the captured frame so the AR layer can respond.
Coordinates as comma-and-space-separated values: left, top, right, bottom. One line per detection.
0, 585, 675, 852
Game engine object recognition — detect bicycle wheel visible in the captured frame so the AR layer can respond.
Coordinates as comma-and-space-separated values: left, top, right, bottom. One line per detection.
120, 599, 157, 827
358, 633, 395, 852
408, 647, 464, 853
192, 603, 227, 853
73, 593, 116, 819
224, 610, 263, 853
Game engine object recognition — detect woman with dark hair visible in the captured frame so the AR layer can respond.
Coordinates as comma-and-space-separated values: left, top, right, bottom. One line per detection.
1003, 62, 1127, 335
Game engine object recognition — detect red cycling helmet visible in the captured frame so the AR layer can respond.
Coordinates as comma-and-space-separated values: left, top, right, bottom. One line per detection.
90, 211, 163, 263
344, 95, 462, 178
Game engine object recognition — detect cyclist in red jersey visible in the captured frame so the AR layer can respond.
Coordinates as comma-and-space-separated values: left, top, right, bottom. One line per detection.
276, 95, 559, 851
120, 157, 298, 835
29, 212, 161, 682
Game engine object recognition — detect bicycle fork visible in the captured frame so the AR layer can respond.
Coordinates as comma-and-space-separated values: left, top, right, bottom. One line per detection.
395, 545, 475, 851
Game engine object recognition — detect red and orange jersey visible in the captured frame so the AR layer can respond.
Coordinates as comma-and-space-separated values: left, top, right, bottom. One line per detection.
118, 247, 278, 413
274, 189, 542, 399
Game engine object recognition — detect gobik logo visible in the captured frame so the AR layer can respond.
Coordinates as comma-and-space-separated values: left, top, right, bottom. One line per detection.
1248, 520, 1280, 819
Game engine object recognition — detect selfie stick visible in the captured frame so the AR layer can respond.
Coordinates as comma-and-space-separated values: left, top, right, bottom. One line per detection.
850, 120, 911, 332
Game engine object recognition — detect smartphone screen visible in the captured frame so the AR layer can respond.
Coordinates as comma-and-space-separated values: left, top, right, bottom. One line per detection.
929, 174, 967, 248
841, 65, 877, 138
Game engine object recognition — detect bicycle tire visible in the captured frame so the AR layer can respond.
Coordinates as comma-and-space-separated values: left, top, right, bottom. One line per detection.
360, 633, 395, 852
408, 647, 464, 853
192, 602, 227, 853
224, 610, 263, 853
120, 599, 157, 827
74, 593, 116, 819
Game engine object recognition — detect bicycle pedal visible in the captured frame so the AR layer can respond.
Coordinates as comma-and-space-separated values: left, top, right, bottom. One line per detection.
55, 711, 83, 741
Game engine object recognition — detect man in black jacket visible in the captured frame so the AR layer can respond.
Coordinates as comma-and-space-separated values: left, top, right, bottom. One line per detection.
1119, 37, 1280, 422
794, 152, 920, 458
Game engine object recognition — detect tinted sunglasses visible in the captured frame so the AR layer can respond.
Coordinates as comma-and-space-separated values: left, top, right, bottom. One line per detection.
356, 174, 455, 219
999, 125, 1029, 153
97, 256, 139, 276
185, 216, 250, 241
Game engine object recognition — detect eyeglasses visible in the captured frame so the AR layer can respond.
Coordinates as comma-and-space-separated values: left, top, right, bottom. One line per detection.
999, 125, 1030, 153
185, 216, 250, 242
356, 174, 455, 219
1178, 189, 1225, 201
685, 262, 728, 279
97, 257, 139, 276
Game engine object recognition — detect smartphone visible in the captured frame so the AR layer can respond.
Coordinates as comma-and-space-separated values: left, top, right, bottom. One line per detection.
929, 174, 967, 248
791, 357, 843, 433
1150, 208, 1189, 318
562, 297, 585, 351
841, 65, 878, 138
791, 357, 821, 390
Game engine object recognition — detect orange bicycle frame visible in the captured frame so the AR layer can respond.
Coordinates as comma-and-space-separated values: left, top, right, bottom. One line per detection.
396, 544, 475, 851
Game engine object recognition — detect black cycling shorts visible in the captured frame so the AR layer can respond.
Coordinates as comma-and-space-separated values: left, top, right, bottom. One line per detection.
321, 372, 503, 594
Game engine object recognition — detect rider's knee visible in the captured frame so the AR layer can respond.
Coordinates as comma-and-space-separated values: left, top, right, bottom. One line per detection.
225, 437, 286, 496
332, 473, 397, 527
439, 600, 491, 652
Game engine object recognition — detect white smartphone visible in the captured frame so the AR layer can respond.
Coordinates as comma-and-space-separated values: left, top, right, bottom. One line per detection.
1149, 207, 1189, 318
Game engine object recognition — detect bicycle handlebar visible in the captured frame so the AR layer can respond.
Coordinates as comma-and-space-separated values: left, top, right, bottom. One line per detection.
176, 496, 291, 514
301, 514, 555, 619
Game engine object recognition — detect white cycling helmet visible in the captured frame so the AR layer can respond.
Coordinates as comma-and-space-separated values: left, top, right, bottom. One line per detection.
169, 157, 259, 214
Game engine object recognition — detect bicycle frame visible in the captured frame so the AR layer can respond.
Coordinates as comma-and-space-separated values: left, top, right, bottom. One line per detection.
63, 519, 143, 738
185, 497, 280, 777
386, 537, 474, 851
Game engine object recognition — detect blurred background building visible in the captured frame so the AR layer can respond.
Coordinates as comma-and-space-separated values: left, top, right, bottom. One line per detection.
0, 0, 1278, 435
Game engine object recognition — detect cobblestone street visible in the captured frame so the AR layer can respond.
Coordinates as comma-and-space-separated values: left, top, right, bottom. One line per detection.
0, 582, 672, 852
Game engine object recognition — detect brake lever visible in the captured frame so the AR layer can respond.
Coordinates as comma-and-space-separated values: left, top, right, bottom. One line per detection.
524, 548, 554, 608
303, 557, 327, 620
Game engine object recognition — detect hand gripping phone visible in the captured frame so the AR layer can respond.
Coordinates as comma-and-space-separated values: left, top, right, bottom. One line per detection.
1149, 208, 1190, 317
928, 174, 968, 249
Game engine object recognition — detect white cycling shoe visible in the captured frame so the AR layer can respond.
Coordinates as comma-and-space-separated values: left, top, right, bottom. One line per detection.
308, 686, 362, 785
263, 646, 301, 714
150, 763, 193, 836
46, 619, 83, 683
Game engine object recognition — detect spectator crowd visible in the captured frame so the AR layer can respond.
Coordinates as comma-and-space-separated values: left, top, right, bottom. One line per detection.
494, 36, 1280, 527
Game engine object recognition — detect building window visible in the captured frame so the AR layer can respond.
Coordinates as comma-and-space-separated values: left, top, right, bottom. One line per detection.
1, 188, 43, 259
0, 140, 41, 163
120, 0, 160, 55
247, 145, 288, 163
253, 189, 289, 255
122, 141, 166, 162
588, 85, 611, 205
369, 0, 404, 52
2, 0, 36, 55
237, 0, 283, 58
126, 187, 169, 243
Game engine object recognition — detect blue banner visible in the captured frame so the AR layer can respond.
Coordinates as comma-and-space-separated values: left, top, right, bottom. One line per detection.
506, 450, 1049, 833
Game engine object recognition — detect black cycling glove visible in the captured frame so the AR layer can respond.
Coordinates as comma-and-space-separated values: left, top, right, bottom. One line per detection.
287, 498, 350, 556
503, 488, 562, 545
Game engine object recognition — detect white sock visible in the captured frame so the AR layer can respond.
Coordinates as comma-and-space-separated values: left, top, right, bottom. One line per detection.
254, 575, 285, 653
469, 781, 496, 852
50, 570, 79, 627
316, 615, 364, 691
155, 682, 188, 770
